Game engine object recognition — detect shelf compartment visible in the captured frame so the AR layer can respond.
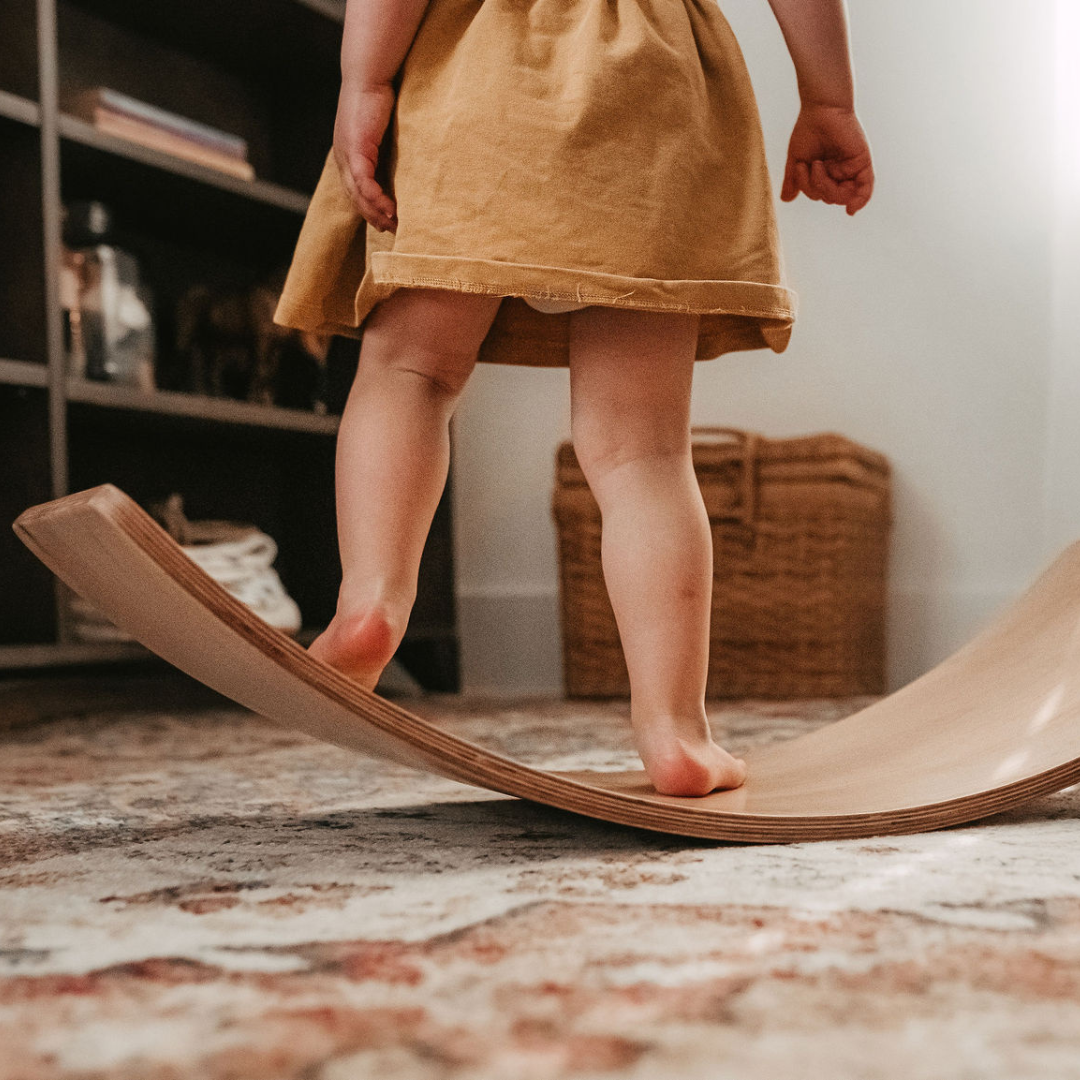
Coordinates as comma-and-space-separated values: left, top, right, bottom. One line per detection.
58, 113, 310, 217
51, 189, 345, 413
57, 0, 339, 194
67, 378, 340, 435
66, 412, 342, 631
59, 117, 313, 357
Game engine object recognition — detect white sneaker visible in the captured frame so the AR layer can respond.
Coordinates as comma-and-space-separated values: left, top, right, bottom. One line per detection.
148, 493, 304, 635
183, 532, 303, 634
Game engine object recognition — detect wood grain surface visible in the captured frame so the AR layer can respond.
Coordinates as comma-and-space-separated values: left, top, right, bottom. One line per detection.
13, 484, 1080, 843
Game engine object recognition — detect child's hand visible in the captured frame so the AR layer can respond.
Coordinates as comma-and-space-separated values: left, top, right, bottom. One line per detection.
780, 104, 874, 216
333, 79, 398, 233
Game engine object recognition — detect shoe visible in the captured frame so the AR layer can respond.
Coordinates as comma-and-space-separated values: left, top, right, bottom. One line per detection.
150, 493, 303, 635
183, 536, 302, 633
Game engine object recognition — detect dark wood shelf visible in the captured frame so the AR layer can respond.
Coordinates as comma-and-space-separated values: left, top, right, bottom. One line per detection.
0, 624, 328, 669
0, 89, 40, 127
58, 113, 310, 215
0, 359, 48, 388
66, 377, 340, 435
0, 640, 152, 669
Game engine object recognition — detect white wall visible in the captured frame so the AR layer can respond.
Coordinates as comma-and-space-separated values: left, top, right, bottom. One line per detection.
1045, 0, 1080, 558
452, 0, 1073, 695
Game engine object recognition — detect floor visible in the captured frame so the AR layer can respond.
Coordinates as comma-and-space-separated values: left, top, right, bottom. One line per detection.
2, 691, 1080, 1080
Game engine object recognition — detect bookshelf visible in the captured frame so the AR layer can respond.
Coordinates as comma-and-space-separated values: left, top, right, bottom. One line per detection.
0, 0, 462, 690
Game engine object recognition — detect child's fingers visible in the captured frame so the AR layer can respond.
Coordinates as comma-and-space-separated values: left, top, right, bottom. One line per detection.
780, 161, 799, 202
845, 185, 873, 216
825, 155, 870, 182
358, 171, 397, 227
810, 160, 844, 205
842, 164, 875, 215
795, 160, 813, 200
820, 155, 875, 214
809, 160, 834, 202
339, 150, 397, 232
785, 155, 873, 211
796, 159, 829, 203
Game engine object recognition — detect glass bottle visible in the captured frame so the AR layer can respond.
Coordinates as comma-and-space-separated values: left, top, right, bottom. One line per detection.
60, 199, 156, 389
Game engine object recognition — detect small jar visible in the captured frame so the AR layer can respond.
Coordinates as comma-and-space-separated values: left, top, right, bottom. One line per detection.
61, 199, 156, 389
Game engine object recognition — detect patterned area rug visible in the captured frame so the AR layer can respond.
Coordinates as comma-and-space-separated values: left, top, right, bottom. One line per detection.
2, 694, 1080, 1080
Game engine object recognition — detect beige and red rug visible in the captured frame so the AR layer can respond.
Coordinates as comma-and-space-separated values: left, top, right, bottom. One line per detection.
2, 694, 1079, 1079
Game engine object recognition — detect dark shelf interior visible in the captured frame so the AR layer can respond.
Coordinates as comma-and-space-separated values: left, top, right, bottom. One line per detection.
66, 407, 342, 631
63, 403, 460, 690
59, 0, 344, 91
0, 387, 57, 645
59, 114, 311, 213
0, 0, 39, 102
57, 162, 305, 395
0, 119, 47, 365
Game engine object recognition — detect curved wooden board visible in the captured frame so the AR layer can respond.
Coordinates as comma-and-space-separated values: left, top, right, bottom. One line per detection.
13, 484, 1080, 843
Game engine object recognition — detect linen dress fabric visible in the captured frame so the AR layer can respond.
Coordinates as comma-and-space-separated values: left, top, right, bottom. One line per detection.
273, 0, 796, 367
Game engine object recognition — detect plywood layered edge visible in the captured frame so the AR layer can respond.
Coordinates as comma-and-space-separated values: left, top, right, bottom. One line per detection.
14, 484, 1080, 843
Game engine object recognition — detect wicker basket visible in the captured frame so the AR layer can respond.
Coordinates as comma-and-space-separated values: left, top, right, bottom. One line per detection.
552, 427, 892, 699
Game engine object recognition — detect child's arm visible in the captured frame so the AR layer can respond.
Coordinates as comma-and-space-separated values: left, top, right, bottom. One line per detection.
764, 0, 874, 215
334, 0, 429, 233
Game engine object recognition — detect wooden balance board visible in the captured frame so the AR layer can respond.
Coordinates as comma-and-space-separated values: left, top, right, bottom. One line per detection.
14, 484, 1080, 843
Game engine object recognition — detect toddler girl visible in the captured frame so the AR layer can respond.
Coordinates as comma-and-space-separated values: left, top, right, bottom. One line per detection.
274, 0, 874, 796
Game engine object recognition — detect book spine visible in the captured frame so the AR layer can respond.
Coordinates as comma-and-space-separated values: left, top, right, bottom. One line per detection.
93, 110, 255, 180
65, 87, 248, 159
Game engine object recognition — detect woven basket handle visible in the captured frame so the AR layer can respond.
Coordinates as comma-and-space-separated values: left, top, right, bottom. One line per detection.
691, 426, 761, 527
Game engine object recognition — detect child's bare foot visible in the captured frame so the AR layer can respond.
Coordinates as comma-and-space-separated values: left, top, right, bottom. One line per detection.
634, 720, 748, 797
307, 606, 400, 691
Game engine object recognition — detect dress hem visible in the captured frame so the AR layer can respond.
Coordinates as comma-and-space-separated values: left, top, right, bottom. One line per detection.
366, 251, 797, 321
272, 251, 796, 366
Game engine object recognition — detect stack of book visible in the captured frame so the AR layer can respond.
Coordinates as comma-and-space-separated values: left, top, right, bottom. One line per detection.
61, 86, 255, 181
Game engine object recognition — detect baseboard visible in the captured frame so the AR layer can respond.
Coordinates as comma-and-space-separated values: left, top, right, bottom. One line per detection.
457, 587, 563, 696
458, 583, 1021, 699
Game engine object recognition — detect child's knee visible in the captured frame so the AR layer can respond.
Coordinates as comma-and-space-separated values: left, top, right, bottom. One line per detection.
570, 425, 691, 491
365, 287, 500, 374
570, 425, 629, 484
390, 349, 476, 397
356, 331, 477, 396
574, 429, 691, 496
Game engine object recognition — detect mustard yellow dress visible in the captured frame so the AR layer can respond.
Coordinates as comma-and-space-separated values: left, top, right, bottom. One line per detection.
273, 0, 796, 367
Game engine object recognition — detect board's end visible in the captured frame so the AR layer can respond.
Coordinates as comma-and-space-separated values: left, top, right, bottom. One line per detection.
13, 484, 129, 543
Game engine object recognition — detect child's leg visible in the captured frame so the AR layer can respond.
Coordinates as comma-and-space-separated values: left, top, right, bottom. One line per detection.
567, 305, 747, 796
308, 287, 503, 690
